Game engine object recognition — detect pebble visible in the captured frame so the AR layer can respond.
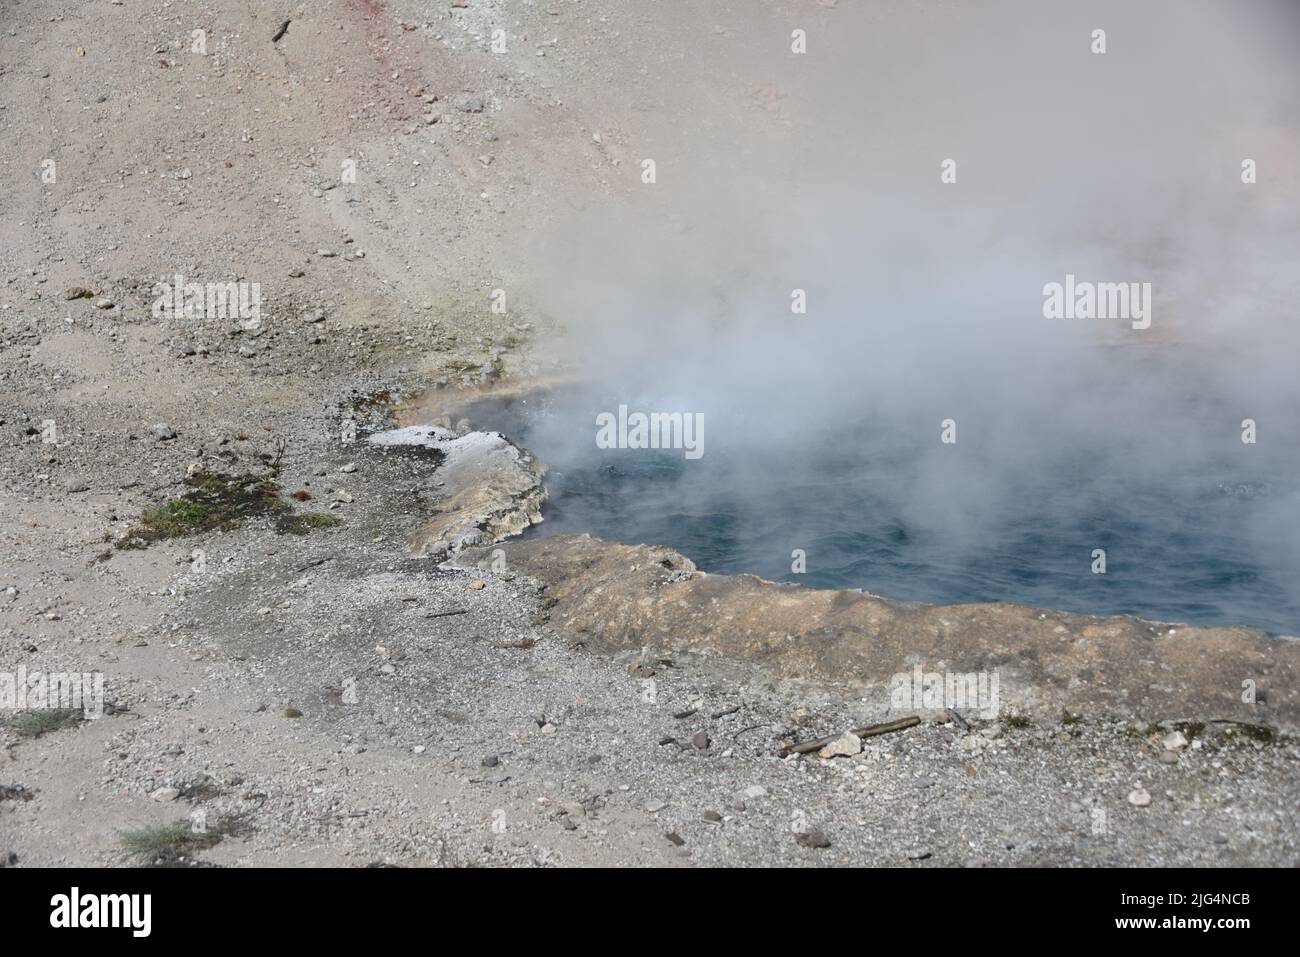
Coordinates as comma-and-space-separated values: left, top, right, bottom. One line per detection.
702, 809, 723, 823
819, 731, 862, 759
691, 731, 710, 750
1162, 730, 1189, 751
153, 423, 177, 441
795, 827, 830, 848
454, 94, 485, 113
645, 799, 666, 813
1128, 788, 1152, 807
149, 787, 180, 802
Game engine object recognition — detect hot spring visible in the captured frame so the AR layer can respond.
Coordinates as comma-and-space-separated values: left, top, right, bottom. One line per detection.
462, 370, 1300, 636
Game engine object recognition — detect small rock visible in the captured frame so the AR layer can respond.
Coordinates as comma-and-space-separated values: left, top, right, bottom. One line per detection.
1128, 788, 1152, 807
691, 731, 710, 750
665, 832, 685, 846
1162, 730, 1189, 752
454, 94, 485, 113
481, 755, 499, 767
64, 477, 89, 493
152, 423, 176, 441
795, 827, 830, 848
818, 731, 862, 759
645, 800, 667, 813
906, 848, 932, 861
742, 785, 767, 800
340, 462, 357, 473
149, 787, 181, 802
702, 809, 723, 823
63, 287, 93, 300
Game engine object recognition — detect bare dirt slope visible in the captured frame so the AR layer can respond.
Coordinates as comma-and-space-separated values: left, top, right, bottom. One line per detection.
1, 1, 1297, 867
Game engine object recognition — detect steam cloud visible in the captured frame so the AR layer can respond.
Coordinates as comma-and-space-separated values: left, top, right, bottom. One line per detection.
505, 0, 1300, 629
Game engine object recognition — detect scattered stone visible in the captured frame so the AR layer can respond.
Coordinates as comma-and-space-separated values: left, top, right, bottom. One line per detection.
818, 731, 862, 759
795, 827, 830, 848
64, 477, 89, 493
1128, 788, 1152, 808
152, 423, 176, 441
149, 787, 180, 802
340, 462, 357, 473
665, 831, 685, 846
741, 785, 767, 800
1162, 730, 1189, 752
906, 848, 932, 861
645, 799, 667, 813
482, 755, 499, 767
691, 731, 710, 750
454, 94, 485, 113
301, 308, 326, 324
63, 287, 93, 300
702, 809, 723, 823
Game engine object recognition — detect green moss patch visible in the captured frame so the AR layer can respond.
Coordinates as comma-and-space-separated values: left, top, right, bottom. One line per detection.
10, 708, 83, 738
119, 471, 341, 548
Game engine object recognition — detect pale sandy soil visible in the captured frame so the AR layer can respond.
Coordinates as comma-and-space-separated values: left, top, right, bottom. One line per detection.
1, 0, 1296, 867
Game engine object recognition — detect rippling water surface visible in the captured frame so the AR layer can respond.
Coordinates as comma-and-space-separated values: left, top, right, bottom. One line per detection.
469, 389, 1300, 635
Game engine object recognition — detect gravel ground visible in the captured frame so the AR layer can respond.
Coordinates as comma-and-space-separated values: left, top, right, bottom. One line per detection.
2, 0, 1296, 868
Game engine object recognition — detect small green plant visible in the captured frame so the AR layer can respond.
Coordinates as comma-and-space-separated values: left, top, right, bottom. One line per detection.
119, 821, 223, 866
1061, 710, 1083, 727
283, 707, 302, 719
10, 709, 82, 738
140, 499, 212, 536
118, 468, 340, 550
1001, 713, 1032, 730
